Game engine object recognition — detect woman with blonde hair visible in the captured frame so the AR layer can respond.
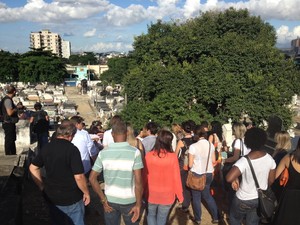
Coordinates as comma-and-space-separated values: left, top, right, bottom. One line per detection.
224, 122, 250, 164
222, 122, 250, 211
172, 123, 184, 141
272, 131, 291, 200
273, 131, 291, 165
127, 124, 145, 155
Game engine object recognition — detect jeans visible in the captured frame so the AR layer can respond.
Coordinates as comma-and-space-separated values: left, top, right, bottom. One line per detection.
191, 173, 219, 222
180, 169, 192, 209
2, 122, 16, 155
105, 202, 139, 225
48, 199, 85, 225
230, 195, 260, 225
147, 203, 172, 225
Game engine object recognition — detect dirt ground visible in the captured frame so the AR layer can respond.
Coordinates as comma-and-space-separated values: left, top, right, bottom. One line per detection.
22, 175, 229, 225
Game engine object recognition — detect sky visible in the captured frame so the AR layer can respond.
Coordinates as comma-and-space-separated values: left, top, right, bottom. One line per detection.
0, 0, 300, 54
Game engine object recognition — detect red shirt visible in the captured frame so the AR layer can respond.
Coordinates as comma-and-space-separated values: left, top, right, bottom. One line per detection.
143, 150, 183, 204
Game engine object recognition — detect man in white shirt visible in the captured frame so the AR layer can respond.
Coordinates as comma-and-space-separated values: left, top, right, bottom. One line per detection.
70, 116, 98, 175
102, 115, 123, 147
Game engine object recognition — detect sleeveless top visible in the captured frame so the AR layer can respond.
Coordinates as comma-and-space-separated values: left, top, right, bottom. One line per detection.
179, 137, 195, 169
286, 158, 300, 190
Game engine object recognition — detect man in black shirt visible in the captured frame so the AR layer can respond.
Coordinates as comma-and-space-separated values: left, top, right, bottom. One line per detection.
1, 85, 18, 155
29, 120, 90, 225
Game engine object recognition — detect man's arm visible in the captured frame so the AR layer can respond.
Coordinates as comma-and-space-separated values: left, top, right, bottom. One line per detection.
89, 170, 113, 212
4, 99, 17, 116
129, 168, 143, 223
74, 173, 90, 206
29, 164, 44, 191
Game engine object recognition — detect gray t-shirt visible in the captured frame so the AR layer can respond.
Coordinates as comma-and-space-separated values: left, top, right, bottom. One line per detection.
142, 135, 157, 153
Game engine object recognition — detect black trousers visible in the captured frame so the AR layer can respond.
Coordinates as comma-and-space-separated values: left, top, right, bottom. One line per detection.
2, 122, 16, 155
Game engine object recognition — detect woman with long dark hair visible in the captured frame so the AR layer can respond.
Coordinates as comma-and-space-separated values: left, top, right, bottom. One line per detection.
188, 125, 219, 224
143, 129, 183, 225
174, 120, 196, 213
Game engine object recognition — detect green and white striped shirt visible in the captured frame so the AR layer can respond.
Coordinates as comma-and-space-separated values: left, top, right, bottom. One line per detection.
92, 142, 143, 204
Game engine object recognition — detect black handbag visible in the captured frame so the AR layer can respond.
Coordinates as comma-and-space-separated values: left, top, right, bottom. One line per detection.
246, 156, 278, 220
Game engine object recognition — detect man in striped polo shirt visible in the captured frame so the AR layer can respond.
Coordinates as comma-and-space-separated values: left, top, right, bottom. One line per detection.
89, 120, 143, 225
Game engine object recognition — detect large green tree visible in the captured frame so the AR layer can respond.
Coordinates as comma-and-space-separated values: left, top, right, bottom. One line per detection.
120, 8, 300, 129
19, 49, 66, 84
0, 50, 20, 82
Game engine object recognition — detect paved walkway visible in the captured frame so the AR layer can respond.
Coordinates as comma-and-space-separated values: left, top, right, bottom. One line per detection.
64, 86, 98, 126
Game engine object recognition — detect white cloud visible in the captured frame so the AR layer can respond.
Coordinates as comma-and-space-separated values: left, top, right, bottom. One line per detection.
276, 25, 300, 47
182, 0, 201, 18
1, 0, 300, 52
87, 42, 133, 52
105, 4, 147, 26
0, 0, 110, 23
84, 28, 96, 37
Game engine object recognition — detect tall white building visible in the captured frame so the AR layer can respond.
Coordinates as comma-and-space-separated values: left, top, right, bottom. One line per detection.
30, 29, 70, 58
62, 40, 71, 59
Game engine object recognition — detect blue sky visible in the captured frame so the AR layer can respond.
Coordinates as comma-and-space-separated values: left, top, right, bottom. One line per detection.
0, 0, 299, 54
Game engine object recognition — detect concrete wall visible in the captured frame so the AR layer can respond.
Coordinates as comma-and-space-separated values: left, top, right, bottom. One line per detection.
0, 120, 31, 155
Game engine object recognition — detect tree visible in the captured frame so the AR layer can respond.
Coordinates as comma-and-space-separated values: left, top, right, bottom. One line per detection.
68, 52, 98, 65
101, 57, 132, 84
19, 50, 66, 84
0, 50, 20, 82
121, 8, 300, 129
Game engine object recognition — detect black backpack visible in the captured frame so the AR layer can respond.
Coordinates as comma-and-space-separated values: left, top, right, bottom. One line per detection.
0, 97, 4, 122
32, 110, 49, 133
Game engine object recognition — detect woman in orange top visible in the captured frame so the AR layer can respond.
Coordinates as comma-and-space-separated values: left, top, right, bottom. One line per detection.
144, 129, 183, 225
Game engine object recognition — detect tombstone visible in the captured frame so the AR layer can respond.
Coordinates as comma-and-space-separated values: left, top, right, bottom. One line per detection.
266, 115, 283, 139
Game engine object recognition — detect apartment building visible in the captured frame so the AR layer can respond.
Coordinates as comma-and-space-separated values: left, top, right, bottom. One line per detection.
30, 29, 71, 58
62, 40, 71, 59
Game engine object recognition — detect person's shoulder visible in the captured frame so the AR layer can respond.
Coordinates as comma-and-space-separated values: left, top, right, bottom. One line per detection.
81, 129, 89, 135
104, 129, 112, 133
168, 151, 177, 158
3, 97, 12, 104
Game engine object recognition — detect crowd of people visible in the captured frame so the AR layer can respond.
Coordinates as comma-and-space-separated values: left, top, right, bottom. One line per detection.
0, 85, 296, 225
26, 112, 300, 225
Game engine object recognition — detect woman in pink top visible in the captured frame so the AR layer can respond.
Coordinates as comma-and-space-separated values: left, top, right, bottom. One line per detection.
144, 129, 183, 225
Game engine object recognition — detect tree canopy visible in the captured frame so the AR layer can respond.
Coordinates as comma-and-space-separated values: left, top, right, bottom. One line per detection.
19, 49, 66, 84
100, 57, 135, 85
68, 52, 98, 65
0, 48, 67, 84
118, 8, 300, 130
0, 50, 19, 82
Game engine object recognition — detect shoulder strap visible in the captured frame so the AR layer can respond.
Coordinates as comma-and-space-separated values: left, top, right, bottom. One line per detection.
205, 142, 211, 173
287, 154, 291, 168
182, 139, 187, 148
245, 155, 260, 189
240, 138, 244, 156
